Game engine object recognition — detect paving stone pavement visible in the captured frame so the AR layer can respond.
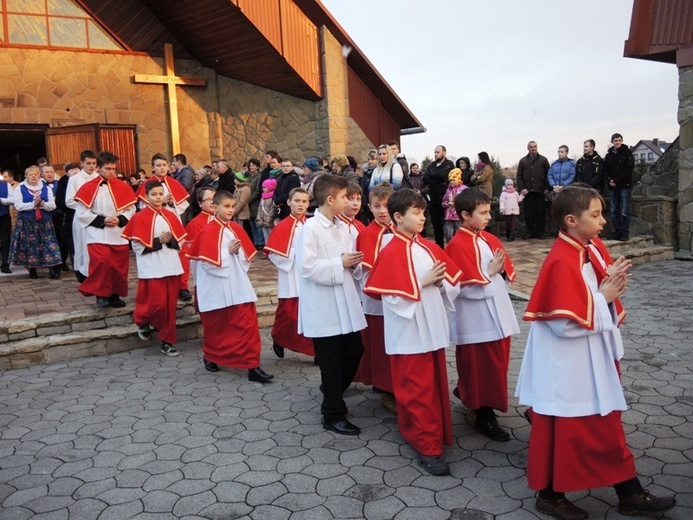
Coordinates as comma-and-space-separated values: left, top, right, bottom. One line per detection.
0, 260, 691, 520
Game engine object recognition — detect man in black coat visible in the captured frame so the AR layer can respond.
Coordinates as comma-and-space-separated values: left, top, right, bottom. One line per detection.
604, 133, 635, 241
575, 139, 605, 191
273, 159, 301, 220
516, 141, 550, 239
422, 145, 454, 248
216, 160, 235, 194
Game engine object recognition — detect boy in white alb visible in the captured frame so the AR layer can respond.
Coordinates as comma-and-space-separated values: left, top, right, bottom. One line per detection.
444, 188, 520, 442
122, 181, 187, 357
364, 189, 461, 476
296, 175, 366, 436
65, 150, 98, 281
516, 185, 675, 519
264, 188, 314, 360
336, 183, 366, 240
187, 190, 273, 382
75, 151, 137, 308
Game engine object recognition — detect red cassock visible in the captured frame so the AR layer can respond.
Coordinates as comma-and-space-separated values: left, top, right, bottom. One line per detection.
354, 221, 395, 391
364, 231, 461, 457
188, 217, 262, 369
122, 205, 188, 345
445, 228, 516, 411
181, 210, 215, 294
74, 176, 137, 299
263, 215, 314, 357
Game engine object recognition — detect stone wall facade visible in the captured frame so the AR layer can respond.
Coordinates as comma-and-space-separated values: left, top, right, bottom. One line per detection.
0, 27, 378, 173
678, 65, 693, 253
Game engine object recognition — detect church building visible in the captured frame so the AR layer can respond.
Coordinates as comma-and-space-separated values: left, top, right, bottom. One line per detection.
0, 0, 423, 175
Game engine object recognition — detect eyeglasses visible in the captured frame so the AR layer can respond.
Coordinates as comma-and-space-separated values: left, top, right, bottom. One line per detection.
202, 199, 214, 203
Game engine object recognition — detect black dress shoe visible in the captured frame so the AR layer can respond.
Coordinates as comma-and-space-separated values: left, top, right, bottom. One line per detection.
75, 271, 87, 283
179, 289, 193, 302
109, 295, 127, 308
0, 264, 11, 274
418, 454, 450, 476
204, 358, 219, 372
618, 489, 675, 515
60, 263, 70, 272
272, 342, 285, 358
323, 419, 360, 436
96, 297, 111, 309
475, 417, 511, 442
248, 367, 274, 382
29, 268, 38, 279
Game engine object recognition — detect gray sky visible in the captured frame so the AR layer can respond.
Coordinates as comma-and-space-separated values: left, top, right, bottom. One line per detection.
321, 0, 679, 167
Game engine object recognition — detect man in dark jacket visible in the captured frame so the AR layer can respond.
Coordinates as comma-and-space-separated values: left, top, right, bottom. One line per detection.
273, 159, 301, 220
423, 145, 454, 248
216, 160, 235, 194
516, 140, 550, 239
604, 133, 635, 241
575, 139, 605, 191
172, 154, 195, 194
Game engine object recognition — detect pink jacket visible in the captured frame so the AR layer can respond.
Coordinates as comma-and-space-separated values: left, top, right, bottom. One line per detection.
499, 187, 524, 215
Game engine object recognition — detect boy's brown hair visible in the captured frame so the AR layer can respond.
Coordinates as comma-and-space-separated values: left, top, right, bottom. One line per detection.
313, 174, 347, 206
346, 183, 362, 198
196, 187, 215, 203
387, 188, 426, 222
150, 153, 167, 166
288, 187, 309, 200
213, 190, 234, 206
454, 188, 490, 220
551, 185, 604, 230
369, 182, 394, 203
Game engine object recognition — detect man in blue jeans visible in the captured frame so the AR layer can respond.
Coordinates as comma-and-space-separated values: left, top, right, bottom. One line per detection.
604, 133, 635, 241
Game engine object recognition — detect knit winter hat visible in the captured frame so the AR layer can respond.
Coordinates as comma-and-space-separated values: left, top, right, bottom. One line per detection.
234, 171, 248, 182
303, 157, 321, 171
332, 154, 349, 168
448, 168, 462, 182
504, 178, 514, 187
262, 178, 277, 191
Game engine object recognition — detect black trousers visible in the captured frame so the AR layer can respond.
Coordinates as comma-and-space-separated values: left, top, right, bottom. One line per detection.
429, 196, 445, 248
523, 192, 546, 236
313, 331, 364, 422
52, 213, 69, 263
0, 213, 10, 266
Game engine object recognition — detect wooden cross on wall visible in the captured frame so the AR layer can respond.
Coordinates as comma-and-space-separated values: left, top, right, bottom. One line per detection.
133, 43, 206, 155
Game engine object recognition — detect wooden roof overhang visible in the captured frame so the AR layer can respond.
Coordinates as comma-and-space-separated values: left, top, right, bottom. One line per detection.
624, 0, 693, 67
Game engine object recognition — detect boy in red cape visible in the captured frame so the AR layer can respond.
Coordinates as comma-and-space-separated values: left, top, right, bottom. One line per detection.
75, 151, 136, 308
122, 181, 187, 357
137, 153, 193, 302
264, 187, 314, 359
364, 189, 461, 476
444, 188, 520, 442
516, 185, 675, 519
187, 190, 273, 383
354, 182, 396, 411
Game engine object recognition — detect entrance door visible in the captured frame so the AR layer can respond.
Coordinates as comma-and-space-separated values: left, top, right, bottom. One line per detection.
0, 125, 49, 179
45, 124, 138, 176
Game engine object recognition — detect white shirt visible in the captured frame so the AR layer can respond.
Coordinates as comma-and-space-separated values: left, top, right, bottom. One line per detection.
13, 181, 56, 212
361, 233, 393, 316
447, 238, 520, 345
76, 185, 135, 246
267, 220, 303, 299
66, 169, 99, 274
381, 241, 454, 355
195, 226, 257, 312
131, 212, 184, 279
296, 209, 366, 338
515, 255, 627, 417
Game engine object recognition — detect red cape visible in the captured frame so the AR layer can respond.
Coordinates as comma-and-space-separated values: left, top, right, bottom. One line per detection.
364, 231, 462, 301
264, 214, 305, 258
74, 175, 137, 212
136, 175, 190, 205
337, 214, 367, 235
524, 231, 625, 330
184, 210, 215, 244
444, 227, 516, 286
187, 217, 257, 266
121, 205, 187, 248
356, 220, 394, 269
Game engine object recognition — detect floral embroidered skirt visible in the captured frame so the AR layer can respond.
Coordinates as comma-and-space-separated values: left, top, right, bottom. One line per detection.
10, 213, 62, 268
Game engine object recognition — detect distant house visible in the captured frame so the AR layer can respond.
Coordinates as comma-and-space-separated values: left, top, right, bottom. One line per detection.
631, 139, 671, 165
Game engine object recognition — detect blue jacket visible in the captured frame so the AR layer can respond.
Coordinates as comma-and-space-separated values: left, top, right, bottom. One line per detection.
548, 158, 575, 187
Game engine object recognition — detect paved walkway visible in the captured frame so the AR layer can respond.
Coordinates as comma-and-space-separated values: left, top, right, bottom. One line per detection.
0, 239, 546, 322
0, 259, 691, 519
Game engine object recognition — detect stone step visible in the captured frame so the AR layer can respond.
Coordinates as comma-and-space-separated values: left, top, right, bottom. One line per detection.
619, 245, 675, 266
604, 235, 654, 254
1, 288, 279, 371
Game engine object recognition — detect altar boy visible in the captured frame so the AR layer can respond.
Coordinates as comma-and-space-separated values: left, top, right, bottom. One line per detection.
187, 190, 273, 382
516, 185, 675, 519
264, 187, 314, 360
75, 151, 137, 308
364, 189, 461, 475
122, 181, 187, 357
296, 175, 366, 436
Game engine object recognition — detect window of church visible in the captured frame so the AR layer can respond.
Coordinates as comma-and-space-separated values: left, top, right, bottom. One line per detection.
1, 0, 123, 51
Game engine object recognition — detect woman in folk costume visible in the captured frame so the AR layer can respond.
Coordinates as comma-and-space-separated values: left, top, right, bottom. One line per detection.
516, 185, 675, 519
264, 188, 314, 359
187, 190, 273, 382
10, 165, 62, 279
122, 181, 187, 357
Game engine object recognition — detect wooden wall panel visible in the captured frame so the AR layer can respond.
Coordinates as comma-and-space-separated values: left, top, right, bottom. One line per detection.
99, 126, 138, 175
347, 65, 400, 146
280, 0, 321, 96
236, 0, 282, 54
45, 125, 98, 174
